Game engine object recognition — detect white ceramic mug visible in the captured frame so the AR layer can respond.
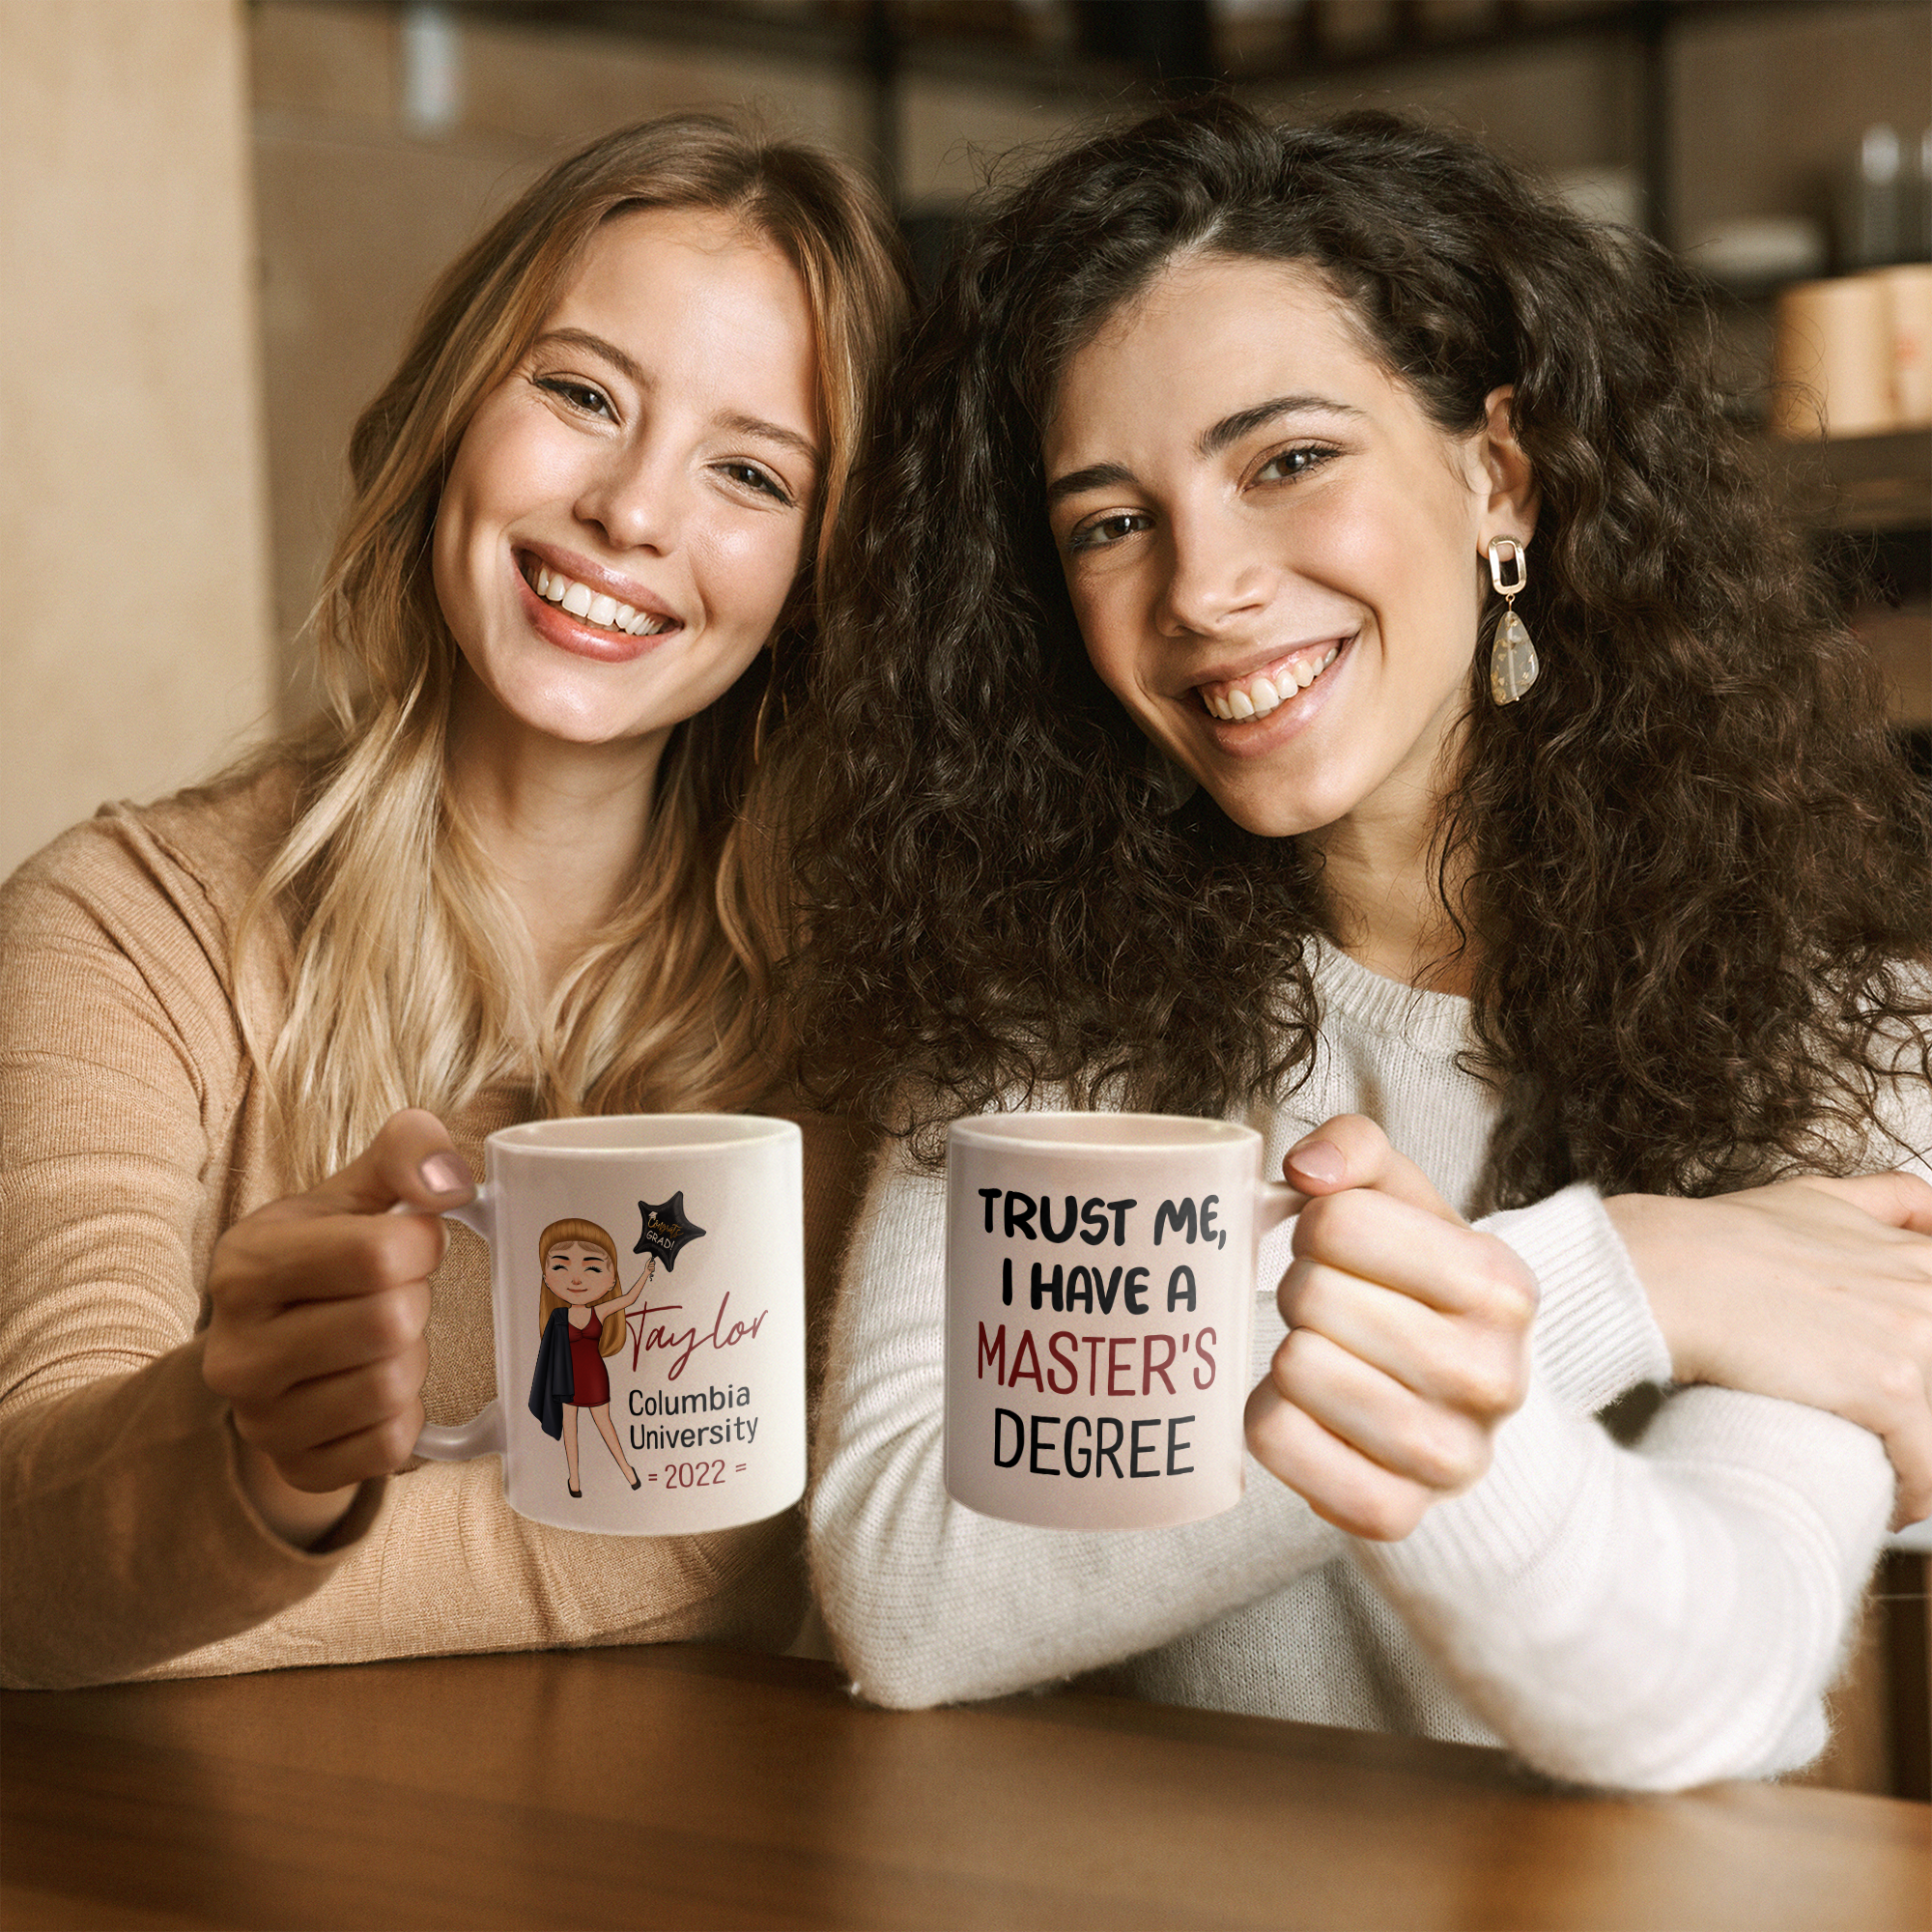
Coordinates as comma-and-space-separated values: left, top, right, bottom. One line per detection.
944, 1113, 1297, 1530
413, 1115, 805, 1535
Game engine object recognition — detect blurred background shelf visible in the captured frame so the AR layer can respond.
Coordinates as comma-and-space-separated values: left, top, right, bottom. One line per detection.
1781, 425, 1932, 532
1777, 428, 1932, 734
419, 0, 1923, 251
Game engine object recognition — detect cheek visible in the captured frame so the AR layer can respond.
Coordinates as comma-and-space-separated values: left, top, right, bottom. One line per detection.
1065, 572, 1139, 696
430, 420, 520, 637
430, 474, 475, 634
695, 515, 807, 634
1313, 486, 1479, 659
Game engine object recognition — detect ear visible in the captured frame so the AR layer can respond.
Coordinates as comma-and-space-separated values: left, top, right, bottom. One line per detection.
1473, 385, 1539, 550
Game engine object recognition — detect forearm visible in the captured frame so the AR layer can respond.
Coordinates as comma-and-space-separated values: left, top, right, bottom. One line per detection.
0, 1341, 384, 1689
1357, 1378, 1892, 1790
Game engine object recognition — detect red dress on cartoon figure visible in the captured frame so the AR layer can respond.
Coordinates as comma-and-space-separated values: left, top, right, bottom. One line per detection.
566, 1310, 611, 1409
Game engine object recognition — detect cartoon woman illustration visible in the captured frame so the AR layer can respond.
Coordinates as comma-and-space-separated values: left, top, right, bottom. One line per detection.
526, 1218, 654, 1497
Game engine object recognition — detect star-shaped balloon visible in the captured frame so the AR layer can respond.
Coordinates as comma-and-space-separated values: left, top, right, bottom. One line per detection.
635, 1192, 707, 1271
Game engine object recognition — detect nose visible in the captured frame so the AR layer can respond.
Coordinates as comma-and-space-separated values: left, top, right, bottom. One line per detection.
1156, 498, 1272, 639
575, 438, 688, 555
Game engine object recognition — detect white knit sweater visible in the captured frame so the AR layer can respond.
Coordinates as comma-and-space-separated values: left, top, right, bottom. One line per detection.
810, 945, 1918, 1791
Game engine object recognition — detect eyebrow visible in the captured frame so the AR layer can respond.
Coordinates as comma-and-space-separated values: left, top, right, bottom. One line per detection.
716, 410, 821, 469
1046, 393, 1363, 508
1044, 461, 1136, 508
1197, 393, 1364, 459
532, 327, 821, 469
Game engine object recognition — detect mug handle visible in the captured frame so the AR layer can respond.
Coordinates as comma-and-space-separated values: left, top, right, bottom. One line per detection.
1255, 1177, 1301, 1236
390, 1188, 508, 1462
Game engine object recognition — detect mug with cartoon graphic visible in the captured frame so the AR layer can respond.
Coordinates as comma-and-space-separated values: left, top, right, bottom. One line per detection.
412, 1115, 806, 1535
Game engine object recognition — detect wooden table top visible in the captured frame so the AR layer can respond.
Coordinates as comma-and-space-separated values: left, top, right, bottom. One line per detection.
4, 1644, 1927, 1931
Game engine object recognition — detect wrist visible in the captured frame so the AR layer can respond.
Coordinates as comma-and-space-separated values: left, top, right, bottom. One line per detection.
233, 1436, 359, 1550
1601, 1193, 1710, 1384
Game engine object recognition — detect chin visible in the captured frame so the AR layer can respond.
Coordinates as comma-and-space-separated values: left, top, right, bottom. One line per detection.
1201, 780, 1341, 841
499, 676, 648, 748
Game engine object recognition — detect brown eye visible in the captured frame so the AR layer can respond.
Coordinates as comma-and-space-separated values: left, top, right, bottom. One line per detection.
536, 375, 614, 419
1255, 445, 1333, 485
1067, 510, 1151, 554
718, 461, 793, 506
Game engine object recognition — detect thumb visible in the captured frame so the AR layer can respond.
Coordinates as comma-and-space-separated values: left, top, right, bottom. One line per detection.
1284, 1115, 1463, 1227
303, 1108, 475, 1217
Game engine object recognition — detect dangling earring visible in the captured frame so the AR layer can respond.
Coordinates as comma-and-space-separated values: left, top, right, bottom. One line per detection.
1487, 536, 1539, 705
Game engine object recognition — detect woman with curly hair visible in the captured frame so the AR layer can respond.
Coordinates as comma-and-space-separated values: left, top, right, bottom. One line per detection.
796, 100, 1931, 1789
0, 115, 906, 1688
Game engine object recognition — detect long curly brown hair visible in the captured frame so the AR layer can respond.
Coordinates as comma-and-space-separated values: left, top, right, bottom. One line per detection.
787, 100, 1930, 1207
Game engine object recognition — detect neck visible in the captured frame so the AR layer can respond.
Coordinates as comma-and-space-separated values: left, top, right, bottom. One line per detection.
1301, 781, 1474, 999
445, 671, 666, 995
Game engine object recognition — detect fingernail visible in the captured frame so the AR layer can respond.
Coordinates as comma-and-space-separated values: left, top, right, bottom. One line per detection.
419, 1152, 469, 1197
1287, 1139, 1346, 1186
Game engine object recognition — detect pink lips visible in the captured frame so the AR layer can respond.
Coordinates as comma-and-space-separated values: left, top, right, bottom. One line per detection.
514, 550, 677, 665
1194, 632, 1352, 756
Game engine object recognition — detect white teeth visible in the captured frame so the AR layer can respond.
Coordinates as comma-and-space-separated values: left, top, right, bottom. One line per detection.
530, 562, 670, 637
1200, 641, 1346, 721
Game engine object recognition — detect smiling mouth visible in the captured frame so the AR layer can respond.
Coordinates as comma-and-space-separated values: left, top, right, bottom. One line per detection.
522, 558, 677, 639
1196, 638, 1347, 721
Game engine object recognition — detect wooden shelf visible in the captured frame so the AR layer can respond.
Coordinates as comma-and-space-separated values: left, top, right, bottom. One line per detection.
1775, 427, 1932, 535
1768, 429, 1930, 729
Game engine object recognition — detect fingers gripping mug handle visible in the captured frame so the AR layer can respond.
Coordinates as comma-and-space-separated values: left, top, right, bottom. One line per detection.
407, 1186, 507, 1463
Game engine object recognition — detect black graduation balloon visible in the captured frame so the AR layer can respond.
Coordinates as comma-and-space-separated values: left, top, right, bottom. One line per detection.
635, 1193, 707, 1270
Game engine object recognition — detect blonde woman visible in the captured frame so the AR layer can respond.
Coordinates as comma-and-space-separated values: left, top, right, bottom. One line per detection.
0, 116, 906, 1689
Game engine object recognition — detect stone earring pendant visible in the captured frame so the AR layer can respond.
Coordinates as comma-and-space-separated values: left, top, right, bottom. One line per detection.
1487, 536, 1539, 705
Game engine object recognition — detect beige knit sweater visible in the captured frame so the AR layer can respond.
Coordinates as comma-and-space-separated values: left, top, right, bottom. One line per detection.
0, 769, 873, 1690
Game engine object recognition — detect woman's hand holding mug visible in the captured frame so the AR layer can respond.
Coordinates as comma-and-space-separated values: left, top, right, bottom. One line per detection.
202, 1108, 475, 1548
1244, 1116, 1539, 1542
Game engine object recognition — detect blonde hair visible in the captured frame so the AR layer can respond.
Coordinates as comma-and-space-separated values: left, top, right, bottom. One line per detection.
239, 116, 908, 1185
536, 1217, 627, 1357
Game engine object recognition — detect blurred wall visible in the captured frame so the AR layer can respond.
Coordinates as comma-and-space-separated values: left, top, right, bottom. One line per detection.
0, 0, 273, 877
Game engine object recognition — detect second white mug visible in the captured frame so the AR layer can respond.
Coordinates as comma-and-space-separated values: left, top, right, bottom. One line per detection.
413, 1114, 805, 1536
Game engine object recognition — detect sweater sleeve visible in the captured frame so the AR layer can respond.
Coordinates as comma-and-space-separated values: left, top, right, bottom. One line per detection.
0, 813, 384, 1689
1355, 1377, 1892, 1790
1481, 1184, 1673, 1415
808, 1136, 1346, 1710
